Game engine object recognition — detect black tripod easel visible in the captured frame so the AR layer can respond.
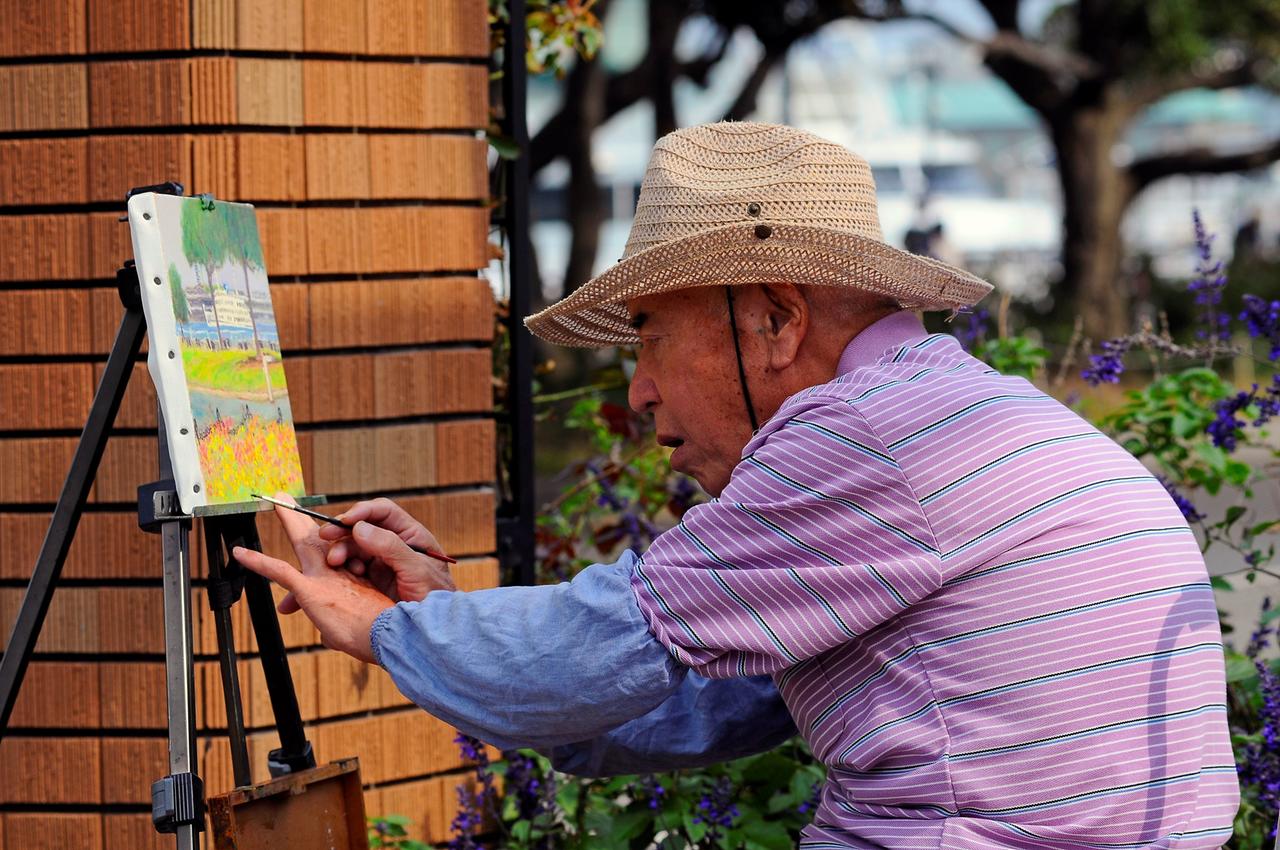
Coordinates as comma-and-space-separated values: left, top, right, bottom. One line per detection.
0, 184, 316, 850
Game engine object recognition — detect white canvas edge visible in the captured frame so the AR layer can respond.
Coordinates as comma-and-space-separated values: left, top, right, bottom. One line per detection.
127, 193, 208, 515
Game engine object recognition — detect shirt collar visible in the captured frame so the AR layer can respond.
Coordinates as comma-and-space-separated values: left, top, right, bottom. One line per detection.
836, 310, 929, 376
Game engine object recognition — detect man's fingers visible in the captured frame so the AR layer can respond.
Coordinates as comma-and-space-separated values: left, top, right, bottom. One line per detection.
269, 500, 330, 575
340, 498, 417, 534
326, 539, 352, 567
352, 521, 418, 567
318, 523, 350, 543
234, 546, 305, 594
277, 591, 301, 615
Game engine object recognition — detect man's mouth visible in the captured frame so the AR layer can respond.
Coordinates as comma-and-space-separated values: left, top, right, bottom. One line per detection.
657, 435, 684, 449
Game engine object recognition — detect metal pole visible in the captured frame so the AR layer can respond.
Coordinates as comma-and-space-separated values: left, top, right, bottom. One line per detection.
157, 420, 201, 850
499, 0, 537, 586
0, 267, 146, 737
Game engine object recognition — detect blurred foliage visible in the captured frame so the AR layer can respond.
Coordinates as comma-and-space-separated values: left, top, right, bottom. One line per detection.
368, 814, 430, 850
488, 0, 603, 78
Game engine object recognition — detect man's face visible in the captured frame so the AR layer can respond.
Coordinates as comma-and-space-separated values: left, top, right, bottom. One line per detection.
626, 287, 756, 497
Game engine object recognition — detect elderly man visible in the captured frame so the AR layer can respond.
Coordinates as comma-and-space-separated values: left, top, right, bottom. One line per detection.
238, 122, 1237, 847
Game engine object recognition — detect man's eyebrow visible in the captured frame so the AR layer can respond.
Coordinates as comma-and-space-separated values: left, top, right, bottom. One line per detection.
629, 312, 649, 330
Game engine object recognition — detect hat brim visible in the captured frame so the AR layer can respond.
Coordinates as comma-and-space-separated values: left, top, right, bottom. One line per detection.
524, 221, 994, 348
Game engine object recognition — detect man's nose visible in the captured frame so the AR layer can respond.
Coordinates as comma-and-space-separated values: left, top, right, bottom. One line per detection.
628, 369, 660, 414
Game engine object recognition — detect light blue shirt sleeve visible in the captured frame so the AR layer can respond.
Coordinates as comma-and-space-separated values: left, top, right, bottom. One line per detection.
369, 551, 797, 770
545, 672, 797, 777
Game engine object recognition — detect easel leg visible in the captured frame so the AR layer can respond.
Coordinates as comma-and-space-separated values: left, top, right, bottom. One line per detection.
220, 514, 316, 776
201, 525, 252, 788
0, 269, 146, 734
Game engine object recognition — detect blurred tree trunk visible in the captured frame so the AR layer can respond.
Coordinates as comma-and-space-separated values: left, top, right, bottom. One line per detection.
1051, 102, 1136, 340
650, 0, 681, 137
563, 52, 608, 297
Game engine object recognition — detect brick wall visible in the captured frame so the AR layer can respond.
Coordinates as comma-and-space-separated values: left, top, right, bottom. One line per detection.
0, 1, 497, 845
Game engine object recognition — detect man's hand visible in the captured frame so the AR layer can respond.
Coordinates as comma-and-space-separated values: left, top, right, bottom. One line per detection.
317, 497, 456, 603
233, 500, 395, 664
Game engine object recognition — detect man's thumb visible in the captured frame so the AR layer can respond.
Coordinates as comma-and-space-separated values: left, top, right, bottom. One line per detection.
352, 521, 415, 565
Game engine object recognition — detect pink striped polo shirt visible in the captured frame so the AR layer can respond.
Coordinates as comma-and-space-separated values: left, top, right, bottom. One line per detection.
630, 312, 1238, 848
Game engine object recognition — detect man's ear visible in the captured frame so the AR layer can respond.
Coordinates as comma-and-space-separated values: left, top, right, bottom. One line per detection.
759, 283, 808, 371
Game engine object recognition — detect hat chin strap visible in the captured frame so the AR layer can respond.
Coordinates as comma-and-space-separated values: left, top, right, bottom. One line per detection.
724, 286, 761, 434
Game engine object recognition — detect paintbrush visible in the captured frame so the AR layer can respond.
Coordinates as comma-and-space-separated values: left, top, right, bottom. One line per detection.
250, 493, 458, 564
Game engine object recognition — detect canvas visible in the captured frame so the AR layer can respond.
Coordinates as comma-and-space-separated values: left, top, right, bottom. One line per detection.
127, 193, 306, 514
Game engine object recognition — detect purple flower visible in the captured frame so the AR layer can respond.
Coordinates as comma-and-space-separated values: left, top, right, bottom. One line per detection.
1155, 476, 1204, 523
587, 462, 626, 512
1247, 598, 1274, 660
1209, 389, 1255, 452
1209, 375, 1280, 452
1240, 659, 1280, 824
1187, 210, 1231, 343
1241, 294, 1280, 360
448, 734, 496, 850
447, 785, 484, 850
1082, 339, 1131, 386
692, 776, 740, 835
504, 752, 553, 823
639, 775, 666, 811
954, 308, 989, 352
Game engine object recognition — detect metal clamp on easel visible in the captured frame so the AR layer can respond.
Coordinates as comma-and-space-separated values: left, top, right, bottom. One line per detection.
0, 183, 365, 850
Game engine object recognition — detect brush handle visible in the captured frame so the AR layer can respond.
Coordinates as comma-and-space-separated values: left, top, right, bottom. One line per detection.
255, 495, 457, 564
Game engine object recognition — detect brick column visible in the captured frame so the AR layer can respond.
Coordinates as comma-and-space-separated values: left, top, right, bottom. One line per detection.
0, 1, 497, 846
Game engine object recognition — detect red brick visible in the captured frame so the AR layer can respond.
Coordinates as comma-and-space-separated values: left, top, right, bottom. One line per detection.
0, 63, 88, 132
88, 0, 190, 52
0, 138, 88, 206
434, 419, 495, 486
0, 0, 86, 57
0, 738, 102, 803
3, 813, 102, 850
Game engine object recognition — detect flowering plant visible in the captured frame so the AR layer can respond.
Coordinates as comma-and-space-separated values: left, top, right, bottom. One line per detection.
443, 734, 823, 850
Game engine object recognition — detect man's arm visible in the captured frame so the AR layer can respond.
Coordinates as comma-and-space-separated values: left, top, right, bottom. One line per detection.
545, 673, 796, 777
369, 551, 691, 751
240, 502, 795, 769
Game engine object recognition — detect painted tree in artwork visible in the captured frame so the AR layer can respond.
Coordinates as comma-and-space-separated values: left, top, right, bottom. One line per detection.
180, 199, 229, 348
220, 204, 266, 357
168, 262, 190, 339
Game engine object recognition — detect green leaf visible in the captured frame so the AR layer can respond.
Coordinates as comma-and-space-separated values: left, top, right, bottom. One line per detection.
1224, 505, 1247, 528
1248, 520, 1279, 537
1210, 575, 1233, 591
740, 818, 794, 850
486, 131, 521, 160
681, 810, 709, 843
739, 753, 796, 791
609, 809, 654, 843
1226, 653, 1259, 684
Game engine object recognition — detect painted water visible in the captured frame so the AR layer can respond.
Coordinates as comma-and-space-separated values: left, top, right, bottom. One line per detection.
189, 389, 293, 435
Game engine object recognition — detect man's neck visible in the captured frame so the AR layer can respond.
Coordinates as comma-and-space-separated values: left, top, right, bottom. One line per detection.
836, 310, 928, 375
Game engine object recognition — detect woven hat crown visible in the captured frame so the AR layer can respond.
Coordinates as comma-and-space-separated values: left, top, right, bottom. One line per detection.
624, 122, 885, 258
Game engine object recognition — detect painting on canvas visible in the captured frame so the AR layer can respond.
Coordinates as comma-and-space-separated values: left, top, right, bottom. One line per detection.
128, 194, 305, 511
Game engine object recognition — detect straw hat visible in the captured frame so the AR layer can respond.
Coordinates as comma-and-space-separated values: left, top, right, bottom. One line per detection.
524, 121, 993, 348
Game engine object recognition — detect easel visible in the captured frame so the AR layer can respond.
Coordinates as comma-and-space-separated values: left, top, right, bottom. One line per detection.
0, 184, 359, 849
